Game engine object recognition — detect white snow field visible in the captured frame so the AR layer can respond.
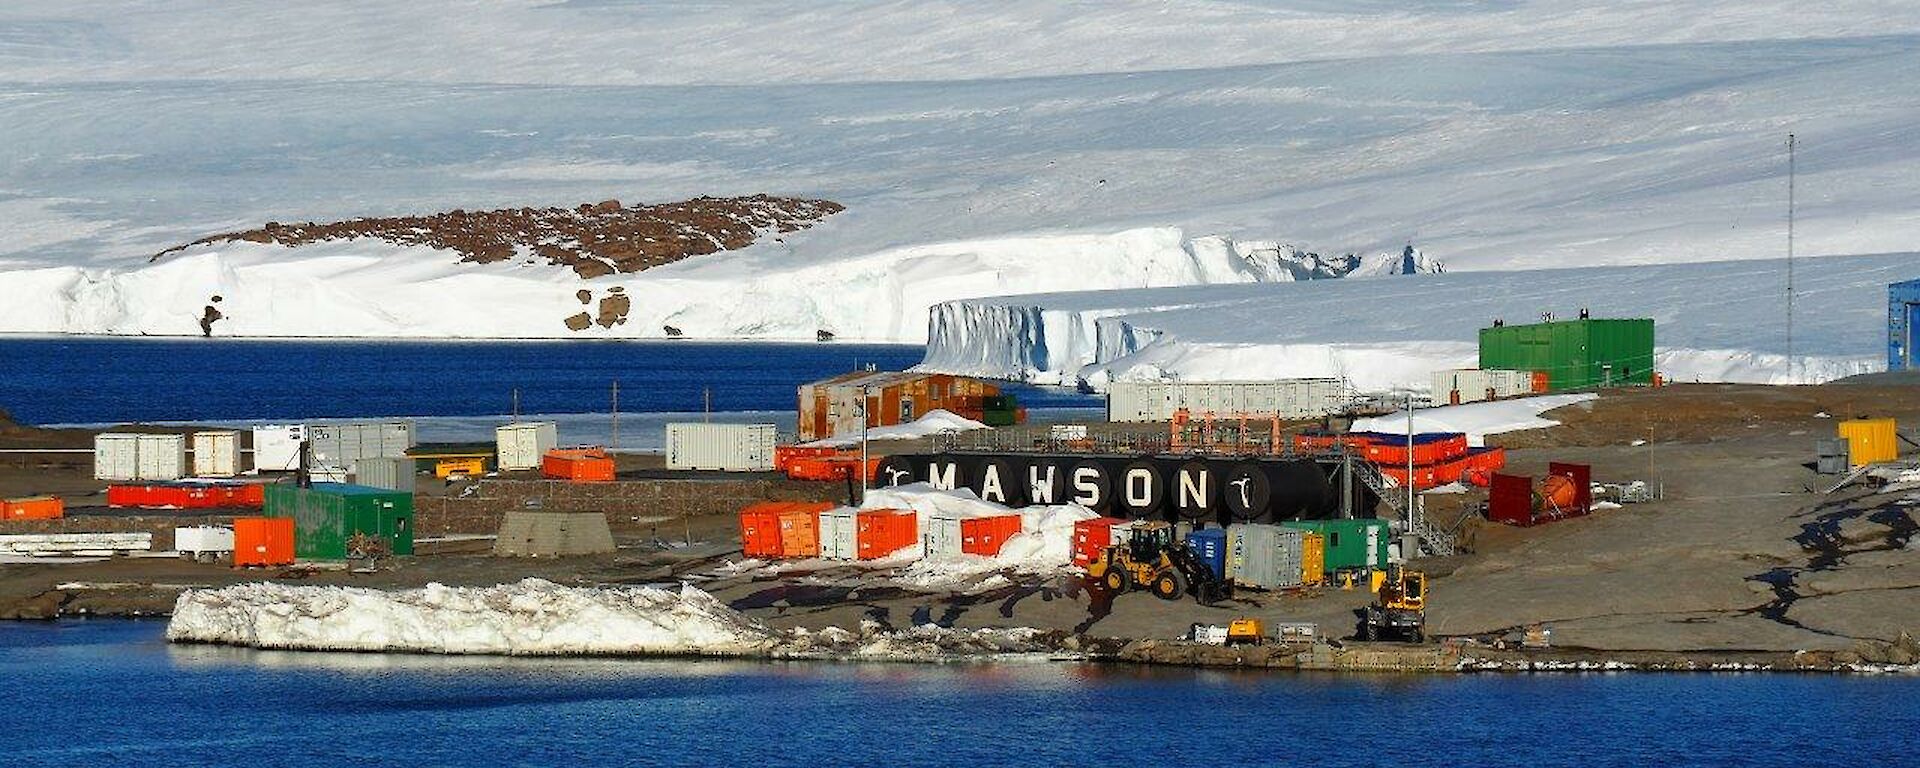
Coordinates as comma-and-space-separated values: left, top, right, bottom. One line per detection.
3, 2, 1919, 339
919, 252, 1918, 390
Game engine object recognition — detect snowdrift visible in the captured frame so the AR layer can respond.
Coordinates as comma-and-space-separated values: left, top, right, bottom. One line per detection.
802, 409, 989, 448
166, 578, 1064, 659
167, 579, 782, 655
919, 252, 1917, 390
858, 484, 1099, 590
1349, 394, 1599, 447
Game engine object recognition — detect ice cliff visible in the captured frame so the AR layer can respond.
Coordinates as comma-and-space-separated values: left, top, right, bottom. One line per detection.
918, 252, 1915, 391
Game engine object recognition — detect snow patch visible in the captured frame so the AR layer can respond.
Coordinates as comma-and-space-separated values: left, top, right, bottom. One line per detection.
1349, 394, 1598, 447
802, 409, 989, 448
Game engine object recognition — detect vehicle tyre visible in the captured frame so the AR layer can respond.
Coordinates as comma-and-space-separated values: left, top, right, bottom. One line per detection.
1362, 619, 1379, 642
1411, 628, 1425, 644
1105, 566, 1129, 593
1152, 570, 1187, 601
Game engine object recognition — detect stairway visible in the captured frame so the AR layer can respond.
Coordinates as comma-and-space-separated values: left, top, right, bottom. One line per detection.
1349, 455, 1457, 558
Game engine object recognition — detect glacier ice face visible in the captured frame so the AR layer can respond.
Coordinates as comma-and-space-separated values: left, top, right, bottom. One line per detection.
918, 252, 1914, 391
0, 227, 1415, 340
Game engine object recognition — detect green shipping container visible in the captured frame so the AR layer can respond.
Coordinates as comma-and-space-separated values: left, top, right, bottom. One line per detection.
1478, 317, 1654, 391
1281, 519, 1389, 574
264, 482, 415, 560
981, 409, 1019, 427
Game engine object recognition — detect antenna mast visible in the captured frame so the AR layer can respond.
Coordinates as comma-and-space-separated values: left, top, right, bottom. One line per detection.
1787, 133, 1796, 382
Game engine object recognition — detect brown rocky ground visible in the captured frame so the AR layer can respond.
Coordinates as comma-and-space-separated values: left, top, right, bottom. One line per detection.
151, 195, 843, 279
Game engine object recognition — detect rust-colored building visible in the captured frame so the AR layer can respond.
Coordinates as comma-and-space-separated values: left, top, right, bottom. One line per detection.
797, 371, 1000, 441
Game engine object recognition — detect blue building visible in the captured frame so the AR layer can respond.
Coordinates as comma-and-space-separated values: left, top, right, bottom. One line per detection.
1893, 279, 1920, 371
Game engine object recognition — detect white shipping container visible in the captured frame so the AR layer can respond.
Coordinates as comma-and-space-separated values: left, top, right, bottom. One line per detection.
819, 508, 858, 560
191, 430, 242, 477
664, 423, 776, 471
1106, 379, 1348, 422
922, 512, 964, 558
252, 424, 306, 472
1429, 369, 1536, 404
309, 465, 349, 483
93, 433, 141, 481
174, 526, 235, 554
496, 422, 558, 471
309, 421, 415, 467
135, 434, 187, 480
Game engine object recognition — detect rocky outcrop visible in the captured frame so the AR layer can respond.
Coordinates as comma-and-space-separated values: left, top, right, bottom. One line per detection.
153, 195, 844, 279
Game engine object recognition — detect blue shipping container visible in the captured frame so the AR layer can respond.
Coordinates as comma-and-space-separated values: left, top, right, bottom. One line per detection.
1891, 279, 1920, 371
1186, 527, 1228, 581
1347, 432, 1465, 446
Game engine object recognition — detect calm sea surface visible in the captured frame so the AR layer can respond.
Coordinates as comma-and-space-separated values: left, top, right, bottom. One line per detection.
4, 621, 1915, 768
0, 337, 1093, 425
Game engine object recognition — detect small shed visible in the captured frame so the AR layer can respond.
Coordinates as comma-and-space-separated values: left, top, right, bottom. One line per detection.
493, 511, 616, 557
1891, 279, 1920, 371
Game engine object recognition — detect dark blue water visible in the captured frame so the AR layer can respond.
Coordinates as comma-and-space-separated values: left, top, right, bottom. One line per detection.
5, 621, 1913, 768
0, 338, 1093, 425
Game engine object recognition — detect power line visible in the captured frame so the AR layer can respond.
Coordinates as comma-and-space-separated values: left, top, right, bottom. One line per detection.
1787, 133, 1796, 383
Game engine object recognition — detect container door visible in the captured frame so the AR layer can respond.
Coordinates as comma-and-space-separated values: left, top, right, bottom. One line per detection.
1907, 303, 1918, 368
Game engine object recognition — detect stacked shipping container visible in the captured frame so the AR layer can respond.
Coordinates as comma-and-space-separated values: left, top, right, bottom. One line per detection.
1428, 369, 1545, 405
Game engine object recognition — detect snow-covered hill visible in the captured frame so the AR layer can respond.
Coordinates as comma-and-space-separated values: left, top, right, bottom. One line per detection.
918, 252, 1916, 390
2, 2, 1918, 339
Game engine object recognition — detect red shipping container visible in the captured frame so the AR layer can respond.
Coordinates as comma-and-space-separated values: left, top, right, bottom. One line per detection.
109, 482, 265, 510
1, 496, 64, 520
778, 507, 824, 557
856, 509, 918, 560
543, 447, 616, 482
233, 516, 294, 567
1361, 434, 1469, 467
959, 514, 1025, 556
739, 507, 784, 558
1073, 517, 1130, 566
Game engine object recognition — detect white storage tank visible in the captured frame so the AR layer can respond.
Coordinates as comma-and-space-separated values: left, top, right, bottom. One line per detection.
135, 434, 187, 480
94, 433, 141, 481
251, 424, 306, 472
1106, 379, 1348, 422
191, 430, 243, 477
496, 422, 558, 471
664, 423, 776, 471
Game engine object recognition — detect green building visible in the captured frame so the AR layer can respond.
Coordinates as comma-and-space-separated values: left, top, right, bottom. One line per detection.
264, 482, 414, 560
1282, 519, 1389, 574
1478, 317, 1654, 391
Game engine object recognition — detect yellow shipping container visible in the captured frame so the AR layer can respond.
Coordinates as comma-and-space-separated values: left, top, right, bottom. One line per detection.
1838, 418, 1899, 466
1301, 532, 1326, 587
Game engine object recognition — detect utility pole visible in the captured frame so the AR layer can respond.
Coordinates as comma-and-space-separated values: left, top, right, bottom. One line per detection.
511, 387, 520, 424
611, 380, 619, 451
703, 387, 711, 424
1787, 133, 1796, 383
1405, 392, 1416, 530
859, 384, 872, 505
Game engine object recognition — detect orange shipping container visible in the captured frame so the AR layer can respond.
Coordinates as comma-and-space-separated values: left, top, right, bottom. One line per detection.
960, 514, 1025, 556
778, 507, 824, 557
233, 516, 294, 567
1, 496, 64, 520
856, 509, 918, 560
543, 447, 616, 482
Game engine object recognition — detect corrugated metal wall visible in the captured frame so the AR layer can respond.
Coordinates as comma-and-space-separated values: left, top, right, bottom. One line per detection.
1106, 379, 1347, 422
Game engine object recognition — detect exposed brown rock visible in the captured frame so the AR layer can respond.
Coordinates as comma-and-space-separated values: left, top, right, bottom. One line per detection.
154, 195, 844, 280
595, 293, 631, 329
563, 312, 592, 332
